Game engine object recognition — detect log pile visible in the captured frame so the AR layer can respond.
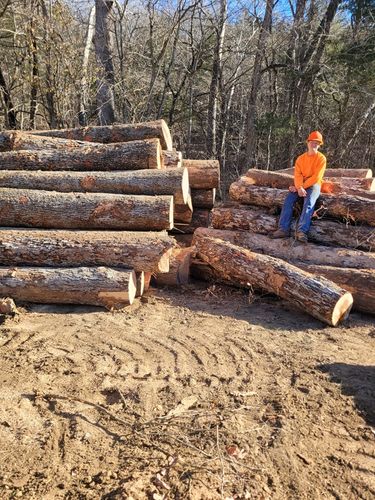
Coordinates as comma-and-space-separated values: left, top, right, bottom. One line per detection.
191, 167, 375, 324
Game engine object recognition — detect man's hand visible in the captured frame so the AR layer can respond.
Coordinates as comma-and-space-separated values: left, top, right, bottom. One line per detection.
288, 185, 297, 192
298, 187, 307, 197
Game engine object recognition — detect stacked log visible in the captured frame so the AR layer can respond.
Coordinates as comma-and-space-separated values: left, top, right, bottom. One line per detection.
192, 167, 375, 319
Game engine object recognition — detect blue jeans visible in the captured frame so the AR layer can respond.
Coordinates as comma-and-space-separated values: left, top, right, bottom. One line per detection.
279, 183, 321, 234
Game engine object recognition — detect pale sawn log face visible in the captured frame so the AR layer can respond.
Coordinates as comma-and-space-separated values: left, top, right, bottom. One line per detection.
0, 189, 173, 231
193, 230, 353, 326
0, 229, 175, 273
0, 138, 162, 170
27, 119, 173, 150
230, 178, 375, 227
211, 205, 375, 252
0, 266, 137, 308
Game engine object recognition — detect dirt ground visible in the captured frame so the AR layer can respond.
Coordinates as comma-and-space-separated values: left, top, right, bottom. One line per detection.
0, 282, 374, 500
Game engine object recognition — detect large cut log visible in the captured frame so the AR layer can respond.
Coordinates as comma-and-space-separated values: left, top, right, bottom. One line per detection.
0, 131, 95, 151
163, 149, 182, 168
154, 247, 194, 286
190, 258, 250, 289
191, 188, 216, 208
0, 266, 137, 308
294, 264, 375, 315
211, 204, 375, 251
193, 229, 353, 326
29, 119, 173, 150
230, 177, 375, 227
280, 167, 373, 179
245, 169, 375, 195
0, 189, 173, 230
182, 159, 220, 189
0, 168, 189, 205
174, 194, 193, 223
173, 209, 210, 234
196, 227, 375, 269
0, 139, 163, 170
0, 229, 174, 272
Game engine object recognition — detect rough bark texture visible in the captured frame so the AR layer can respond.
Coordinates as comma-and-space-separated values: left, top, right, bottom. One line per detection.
173, 209, 211, 234
0, 229, 175, 272
197, 227, 375, 269
193, 230, 353, 326
230, 177, 375, 227
163, 149, 182, 168
30, 120, 173, 150
294, 264, 375, 315
154, 247, 194, 286
191, 189, 216, 209
280, 167, 373, 179
211, 205, 375, 251
190, 258, 250, 289
0, 266, 137, 308
0, 139, 163, 170
174, 203, 193, 224
182, 160, 220, 189
0, 168, 189, 204
0, 132, 94, 151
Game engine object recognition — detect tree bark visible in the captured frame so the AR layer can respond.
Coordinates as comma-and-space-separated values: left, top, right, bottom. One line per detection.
193, 229, 353, 326
0, 168, 189, 204
30, 119, 173, 150
0, 266, 137, 308
0, 138, 163, 170
154, 247, 194, 286
0, 229, 174, 273
0, 189, 173, 230
163, 149, 182, 168
280, 167, 373, 179
196, 227, 375, 270
230, 177, 375, 227
174, 202, 193, 224
211, 204, 375, 251
182, 159, 220, 189
173, 209, 211, 234
191, 188, 216, 208
0, 131, 100, 151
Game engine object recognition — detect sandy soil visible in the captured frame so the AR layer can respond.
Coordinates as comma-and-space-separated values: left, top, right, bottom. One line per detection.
0, 283, 374, 499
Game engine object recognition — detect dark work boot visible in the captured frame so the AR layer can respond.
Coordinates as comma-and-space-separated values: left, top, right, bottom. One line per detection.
269, 229, 290, 239
296, 231, 308, 243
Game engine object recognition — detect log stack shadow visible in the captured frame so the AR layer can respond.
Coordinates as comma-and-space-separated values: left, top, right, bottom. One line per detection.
191, 167, 375, 326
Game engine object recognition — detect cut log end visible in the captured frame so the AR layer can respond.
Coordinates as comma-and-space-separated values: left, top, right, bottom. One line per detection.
161, 119, 173, 150
148, 138, 163, 169
331, 292, 354, 326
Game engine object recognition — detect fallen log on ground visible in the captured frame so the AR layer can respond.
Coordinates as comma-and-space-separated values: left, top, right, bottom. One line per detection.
0, 229, 174, 272
230, 177, 375, 227
193, 229, 353, 326
245, 169, 375, 195
154, 247, 194, 286
196, 227, 375, 269
191, 188, 216, 208
173, 209, 210, 234
28, 119, 173, 150
0, 168, 189, 205
211, 204, 375, 251
0, 189, 173, 230
294, 264, 375, 315
0, 131, 94, 151
182, 160, 220, 189
0, 139, 163, 170
0, 266, 137, 308
280, 167, 373, 179
163, 149, 182, 168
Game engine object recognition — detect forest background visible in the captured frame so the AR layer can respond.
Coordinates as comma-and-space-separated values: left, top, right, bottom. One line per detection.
0, 0, 374, 192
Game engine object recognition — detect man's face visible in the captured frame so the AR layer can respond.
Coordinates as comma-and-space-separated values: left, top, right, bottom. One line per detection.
308, 140, 321, 152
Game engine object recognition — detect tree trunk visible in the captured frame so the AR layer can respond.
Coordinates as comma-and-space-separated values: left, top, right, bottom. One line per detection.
0, 228, 174, 273
0, 189, 173, 230
196, 227, 375, 270
211, 204, 375, 251
0, 139, 163, 170
173, 209, 211, 234
280, 167, 373, 179
193, 229, 353, 326
0, 266, 136, 308
154, 247, 194, 286
191, 188, 216, 208
163, 149, 182, 168
0, 168, 189, 204
295, 264, 375, 315
182, 159, 220, 189
0, 131, 99, 151
230, 177, 375, 227
31, 119, 173, 150
0, 66, 17, 129
79, 5, 96, 126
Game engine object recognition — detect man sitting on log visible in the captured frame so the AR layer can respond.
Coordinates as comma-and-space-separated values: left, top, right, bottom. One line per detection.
271, 130, 326, 243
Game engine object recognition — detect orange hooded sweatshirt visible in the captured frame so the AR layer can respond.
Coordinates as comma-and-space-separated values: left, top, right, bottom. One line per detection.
294, 151, 326, 189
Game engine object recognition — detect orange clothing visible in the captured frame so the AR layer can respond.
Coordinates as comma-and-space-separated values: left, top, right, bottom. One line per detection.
294, 151, 326, 189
